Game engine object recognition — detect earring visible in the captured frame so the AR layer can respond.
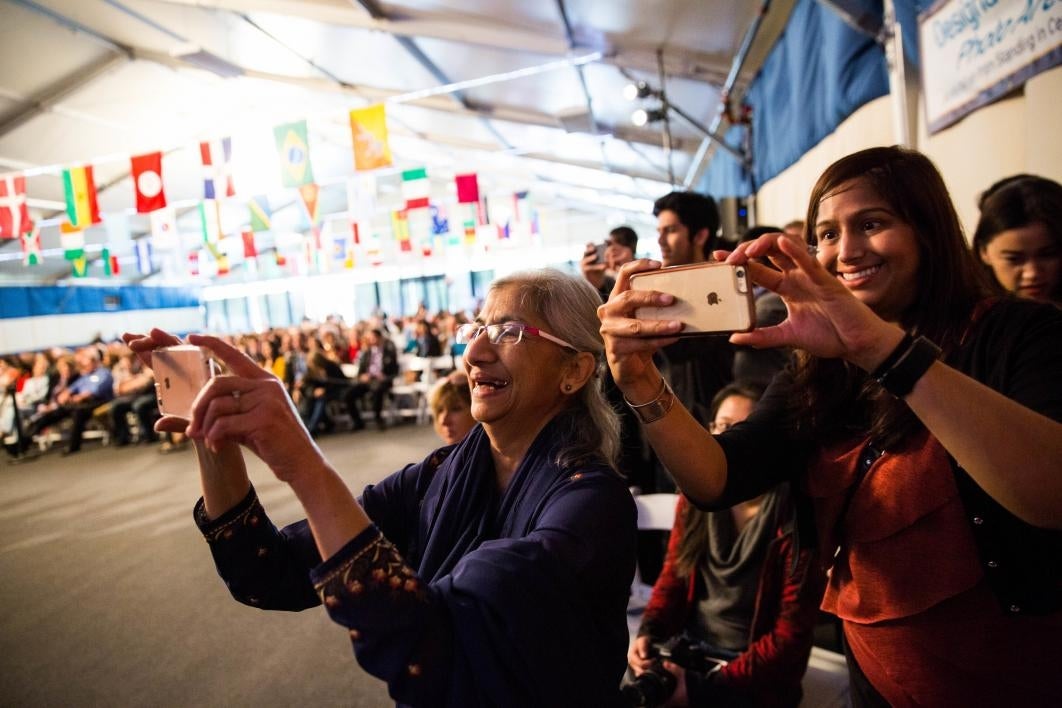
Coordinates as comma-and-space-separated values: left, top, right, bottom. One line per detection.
564, 384, 572, 392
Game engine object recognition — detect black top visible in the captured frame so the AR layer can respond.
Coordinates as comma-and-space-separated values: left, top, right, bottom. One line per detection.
713, 297, 1062, 504
710, 297, 1062, 614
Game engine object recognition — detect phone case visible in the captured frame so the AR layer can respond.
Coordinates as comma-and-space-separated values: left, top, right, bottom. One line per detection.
152, 345, 213, 420
630, 263, 756, 335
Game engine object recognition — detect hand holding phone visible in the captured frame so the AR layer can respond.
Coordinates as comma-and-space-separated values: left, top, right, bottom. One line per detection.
629, 263, 756, 335
581, 242, 607, 266
152, 345, 216, 420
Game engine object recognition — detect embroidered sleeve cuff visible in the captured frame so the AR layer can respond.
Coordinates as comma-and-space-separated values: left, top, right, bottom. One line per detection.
310, 526, 425, 605
310, 524, 384, 585
193, 486, 261, 543
309, 525, 439, 699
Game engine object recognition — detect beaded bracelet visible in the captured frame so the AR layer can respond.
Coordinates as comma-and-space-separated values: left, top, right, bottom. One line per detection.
623, 378, 676, 424
874, 334, 942, 398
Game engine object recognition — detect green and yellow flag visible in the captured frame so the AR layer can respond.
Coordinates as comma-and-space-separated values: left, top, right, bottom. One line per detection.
62, 165, 101, 227
273, 120, 314, 187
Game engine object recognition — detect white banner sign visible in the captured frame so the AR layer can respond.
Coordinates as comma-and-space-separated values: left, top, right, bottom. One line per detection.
919, 0, 1062, 133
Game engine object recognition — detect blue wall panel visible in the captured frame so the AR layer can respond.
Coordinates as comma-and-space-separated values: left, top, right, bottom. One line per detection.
0, 285, 200, 320
699, 0, 891, 197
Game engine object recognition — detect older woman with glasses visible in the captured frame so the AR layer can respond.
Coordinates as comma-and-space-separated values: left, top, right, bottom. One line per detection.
124, 269, 636, 707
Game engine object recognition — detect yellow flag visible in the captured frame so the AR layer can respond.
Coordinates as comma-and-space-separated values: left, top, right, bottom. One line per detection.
349, 104, 392, 170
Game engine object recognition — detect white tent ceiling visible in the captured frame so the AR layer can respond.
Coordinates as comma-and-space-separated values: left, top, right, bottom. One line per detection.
0, 0, 795, 286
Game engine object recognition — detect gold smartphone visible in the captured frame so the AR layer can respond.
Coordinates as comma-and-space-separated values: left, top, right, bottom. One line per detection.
630, 263, 756, 335
152, 345, 215, 420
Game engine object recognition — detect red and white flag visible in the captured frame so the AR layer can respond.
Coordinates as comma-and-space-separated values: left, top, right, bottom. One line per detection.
200, 137, 235, 199
0, 173, 32, 239
131, 151, 167, 213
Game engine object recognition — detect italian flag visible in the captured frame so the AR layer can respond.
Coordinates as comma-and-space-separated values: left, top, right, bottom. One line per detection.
62, 165, 101, 227
401, 168, 430, 210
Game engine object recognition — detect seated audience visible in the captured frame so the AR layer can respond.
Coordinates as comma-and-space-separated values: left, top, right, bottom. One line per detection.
261, 338, 287, 382
599, 146, 1062, 705
413, 320, 443, 358
124, 268, 636, 705
627, 382, 822, 707
22, 347, 114, 456
973, 174, 1061, 305
109, 353, 159, 446
300, 351, 351, 436
346, 328, 399, 430
1, 358, 30, 455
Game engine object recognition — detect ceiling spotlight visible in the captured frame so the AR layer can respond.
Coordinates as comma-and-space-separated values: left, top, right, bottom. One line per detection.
623, 81, 655, 101
631, 107, 667, 127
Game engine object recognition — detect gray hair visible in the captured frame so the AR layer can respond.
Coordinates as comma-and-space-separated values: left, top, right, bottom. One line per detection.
490, 268, 621, 471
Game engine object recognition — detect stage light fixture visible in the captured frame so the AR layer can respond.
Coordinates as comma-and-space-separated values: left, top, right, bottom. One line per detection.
623, 81, 655, 101
630, 107, 667, 127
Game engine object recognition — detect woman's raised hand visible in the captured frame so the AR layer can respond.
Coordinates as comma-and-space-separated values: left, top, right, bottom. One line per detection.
724, 234, 900, 370
184, 333, 325, 483
122, 328, 182, 370
122, 328, 190, 434
597, 259, 682, 397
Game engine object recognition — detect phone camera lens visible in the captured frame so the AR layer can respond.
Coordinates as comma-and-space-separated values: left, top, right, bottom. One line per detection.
736, 268, 745, 277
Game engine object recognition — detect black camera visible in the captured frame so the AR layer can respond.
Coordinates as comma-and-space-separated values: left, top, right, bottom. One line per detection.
621, 635, 728, 707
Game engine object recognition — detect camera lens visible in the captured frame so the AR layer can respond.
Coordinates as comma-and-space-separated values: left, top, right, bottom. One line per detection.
736, 268, 745, 277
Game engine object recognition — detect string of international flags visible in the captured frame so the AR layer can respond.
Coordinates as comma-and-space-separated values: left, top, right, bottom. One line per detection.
0, 104, 539, 279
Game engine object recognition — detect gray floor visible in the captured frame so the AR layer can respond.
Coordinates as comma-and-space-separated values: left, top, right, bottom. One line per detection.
0, 423, 444, 707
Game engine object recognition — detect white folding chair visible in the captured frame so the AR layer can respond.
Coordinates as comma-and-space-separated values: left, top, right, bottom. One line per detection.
389, 356, 431, 424
634, 493, 679, 531
629, 493, 679, 613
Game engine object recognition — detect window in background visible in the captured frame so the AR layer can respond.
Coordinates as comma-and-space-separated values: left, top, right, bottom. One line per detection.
225, 297, 251, 333
205, 300, 227, 332
376, 280, 401, 319
399, 275, 447, 315
354, 282, 377, 322
248, 294, 269, 332
266, 291, 293, 328
470, 270, 495, 312
288, 288, 306, 325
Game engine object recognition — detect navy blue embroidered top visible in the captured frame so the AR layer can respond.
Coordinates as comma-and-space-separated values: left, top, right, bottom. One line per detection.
195, 412, 637, 707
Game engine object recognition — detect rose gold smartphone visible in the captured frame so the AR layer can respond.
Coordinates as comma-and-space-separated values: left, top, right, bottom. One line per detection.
152, 345, 215, 419
630, 263, 756, 335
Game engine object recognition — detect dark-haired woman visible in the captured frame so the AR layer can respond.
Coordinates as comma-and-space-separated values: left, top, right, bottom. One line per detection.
629, 383, 822, 707
600, 146, 1062, 705
973, 174, 1062, 305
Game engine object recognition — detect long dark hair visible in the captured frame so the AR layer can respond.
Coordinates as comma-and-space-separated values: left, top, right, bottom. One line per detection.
792, 146, 992, 448
675, 382, 764, 577
973, 174, 1062, 301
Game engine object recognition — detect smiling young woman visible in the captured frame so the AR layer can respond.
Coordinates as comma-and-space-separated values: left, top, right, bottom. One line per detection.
598, 146, 1062, 706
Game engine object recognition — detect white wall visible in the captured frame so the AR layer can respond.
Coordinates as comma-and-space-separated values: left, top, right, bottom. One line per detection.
754, 65, 1062, 239
0, 307, 203, 353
